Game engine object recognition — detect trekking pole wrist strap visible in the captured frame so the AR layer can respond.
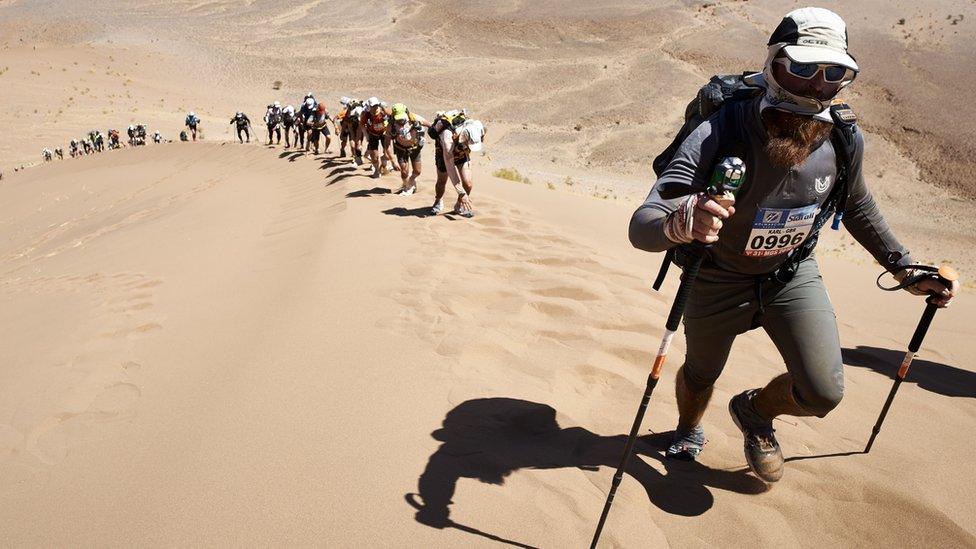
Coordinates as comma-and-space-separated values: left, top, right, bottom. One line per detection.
877, 264, 942, 292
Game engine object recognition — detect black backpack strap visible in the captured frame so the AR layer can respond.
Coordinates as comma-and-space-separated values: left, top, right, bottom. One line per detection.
652, 101, 749, 291
827, 101, 857, 223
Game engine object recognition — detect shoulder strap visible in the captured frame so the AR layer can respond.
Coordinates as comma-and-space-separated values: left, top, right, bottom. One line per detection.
652, 100, 749, 291
827, 101, 857, 224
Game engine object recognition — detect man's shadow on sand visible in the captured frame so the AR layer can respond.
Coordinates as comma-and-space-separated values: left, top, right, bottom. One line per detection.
842, 346, 975, 398
406, 397, 766, 547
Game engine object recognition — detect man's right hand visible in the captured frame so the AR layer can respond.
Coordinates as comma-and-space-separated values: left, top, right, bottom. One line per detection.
693, 196, 735, 244
664, 193, 735, 244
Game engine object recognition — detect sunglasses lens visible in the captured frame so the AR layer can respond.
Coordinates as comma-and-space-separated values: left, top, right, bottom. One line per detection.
788, 61, 819, 78
823, 65, 849, 82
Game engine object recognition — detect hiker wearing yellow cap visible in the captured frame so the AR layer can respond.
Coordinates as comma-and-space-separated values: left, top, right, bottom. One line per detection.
428, 110, 486, 218
390, 103, 431, 195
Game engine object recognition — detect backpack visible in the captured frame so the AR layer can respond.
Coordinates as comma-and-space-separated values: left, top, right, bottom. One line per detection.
427, 110, 466, 140
650, 72, 859, 289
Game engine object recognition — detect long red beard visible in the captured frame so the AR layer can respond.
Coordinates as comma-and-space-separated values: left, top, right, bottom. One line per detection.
762, 108, 834, 168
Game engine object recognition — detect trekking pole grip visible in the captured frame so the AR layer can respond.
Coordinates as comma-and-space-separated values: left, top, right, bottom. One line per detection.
666, 243, 705, 332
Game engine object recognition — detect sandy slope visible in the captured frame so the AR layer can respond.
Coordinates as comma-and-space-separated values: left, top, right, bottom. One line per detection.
1, 143, 974, 547
2, 0, 975, 274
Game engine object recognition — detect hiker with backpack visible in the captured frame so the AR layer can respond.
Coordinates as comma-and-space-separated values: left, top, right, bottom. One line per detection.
294, 107, 308, 150
281, 105, 297, 148
389, 103, 430, 195
339, 97, 365, 166
185, 112, 201, 141
428, 110, 485, 217
306, 102, 336, 155
298, 96, 317, 146
360, 97, 395, 179
265, 102, 282, 145
229, 111, 252, 143
338, 97, 365, 164
627, 7, 957, 483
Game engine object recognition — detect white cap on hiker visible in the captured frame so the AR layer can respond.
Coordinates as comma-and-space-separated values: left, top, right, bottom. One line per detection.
460, 120, 485, 152
768, 7, 858, 71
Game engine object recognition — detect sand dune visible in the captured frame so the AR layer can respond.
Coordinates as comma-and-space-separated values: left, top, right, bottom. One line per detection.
3, 1, 974, 274
1, 142, 974, 546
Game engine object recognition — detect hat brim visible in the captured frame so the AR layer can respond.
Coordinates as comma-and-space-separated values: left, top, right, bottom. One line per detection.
394, 114, 408, 121
783, 44, 858, 71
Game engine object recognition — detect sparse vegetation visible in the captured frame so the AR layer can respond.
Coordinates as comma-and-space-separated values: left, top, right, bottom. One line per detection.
563, 176, 576, 187
272, 80, 282, 90
493, 167, 532, 185
547, 182, 556, 190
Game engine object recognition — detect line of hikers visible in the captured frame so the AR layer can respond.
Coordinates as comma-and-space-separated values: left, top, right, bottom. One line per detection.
45, 125, 163, 162
208, 94, 487, 218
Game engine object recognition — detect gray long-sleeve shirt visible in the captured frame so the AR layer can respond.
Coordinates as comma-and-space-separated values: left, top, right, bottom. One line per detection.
629, 97, 912, 275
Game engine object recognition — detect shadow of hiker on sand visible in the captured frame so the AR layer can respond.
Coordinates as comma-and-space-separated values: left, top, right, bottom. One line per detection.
842, 346, 975, 398
406, 398, 766, 547
382, 206, 433, 218
347, 187, 392, 198
325, 165, 358, 175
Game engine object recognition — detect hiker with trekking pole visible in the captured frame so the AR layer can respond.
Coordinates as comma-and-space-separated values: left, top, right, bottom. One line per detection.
591, 7, 959, 546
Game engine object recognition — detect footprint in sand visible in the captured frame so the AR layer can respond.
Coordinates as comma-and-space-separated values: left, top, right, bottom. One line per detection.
88, 382, 141, 415
100, 322, 162, 339
528, 300, 579, 319
472, 216, 508, 228
532, 285, 603, 301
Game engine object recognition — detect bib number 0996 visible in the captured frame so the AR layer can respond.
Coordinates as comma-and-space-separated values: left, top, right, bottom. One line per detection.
750, 232, 806, 251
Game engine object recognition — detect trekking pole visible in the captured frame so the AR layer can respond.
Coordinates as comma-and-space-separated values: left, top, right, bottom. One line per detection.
589, 157, 744, 549
864, 265, 959, 453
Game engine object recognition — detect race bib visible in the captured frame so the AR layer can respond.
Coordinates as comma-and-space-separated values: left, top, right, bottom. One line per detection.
744, 204, 818, 257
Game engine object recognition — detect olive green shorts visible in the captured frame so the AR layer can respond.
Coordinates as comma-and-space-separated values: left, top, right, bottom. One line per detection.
681, 257, 844, 417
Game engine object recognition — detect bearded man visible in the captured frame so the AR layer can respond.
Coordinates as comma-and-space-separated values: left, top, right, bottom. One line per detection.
628, 7, 957, 482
